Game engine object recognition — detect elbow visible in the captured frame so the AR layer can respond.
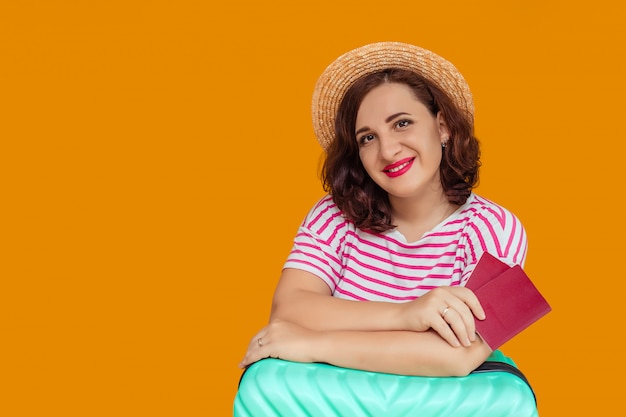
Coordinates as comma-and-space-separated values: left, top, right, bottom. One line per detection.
439, 344, 493, 377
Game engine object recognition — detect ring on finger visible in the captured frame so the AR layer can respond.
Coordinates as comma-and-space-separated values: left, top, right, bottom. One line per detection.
442, 307, 451, 318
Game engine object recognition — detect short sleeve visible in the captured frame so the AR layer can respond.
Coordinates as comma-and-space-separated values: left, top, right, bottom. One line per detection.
283, 196, 352, 293
460, 196, 528, 284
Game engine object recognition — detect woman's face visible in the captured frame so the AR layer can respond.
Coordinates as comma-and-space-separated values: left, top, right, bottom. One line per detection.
355, 82, 449, 201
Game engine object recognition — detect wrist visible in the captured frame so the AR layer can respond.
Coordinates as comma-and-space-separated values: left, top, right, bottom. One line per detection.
391, 301, 410, 330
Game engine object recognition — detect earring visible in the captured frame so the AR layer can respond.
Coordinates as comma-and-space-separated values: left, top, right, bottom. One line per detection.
442, 142, 447, 149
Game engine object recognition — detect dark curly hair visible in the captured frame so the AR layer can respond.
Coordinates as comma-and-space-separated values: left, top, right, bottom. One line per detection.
321, 68, 481, 233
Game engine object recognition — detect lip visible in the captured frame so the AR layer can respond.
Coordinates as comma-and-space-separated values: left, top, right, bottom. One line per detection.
383, 157, 414, 178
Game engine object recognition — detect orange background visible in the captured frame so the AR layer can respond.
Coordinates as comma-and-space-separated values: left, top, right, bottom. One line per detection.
2, 1, 624, 415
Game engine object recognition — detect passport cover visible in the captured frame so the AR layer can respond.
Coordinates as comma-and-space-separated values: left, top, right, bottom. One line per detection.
465, 252, 551, 350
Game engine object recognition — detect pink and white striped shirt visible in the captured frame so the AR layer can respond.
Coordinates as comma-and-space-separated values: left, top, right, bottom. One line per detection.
284, 193, 527, 302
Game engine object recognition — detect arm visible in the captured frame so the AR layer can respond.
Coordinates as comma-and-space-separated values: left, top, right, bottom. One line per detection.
270, 268, 405, 331
240, 320, 492, 377
271, 268, 485, 348
319, 329, 492, 376
239, 268, 490, 375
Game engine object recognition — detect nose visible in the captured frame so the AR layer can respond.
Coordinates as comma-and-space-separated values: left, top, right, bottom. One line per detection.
378, 133, 401, 161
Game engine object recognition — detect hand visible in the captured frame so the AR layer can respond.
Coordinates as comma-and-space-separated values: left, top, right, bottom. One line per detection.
239, 320, 322, 369
399, 286, 485, 348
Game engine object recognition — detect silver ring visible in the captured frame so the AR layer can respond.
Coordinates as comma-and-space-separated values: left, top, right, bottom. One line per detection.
257, 338, 263, 347
442, 307, 451, 318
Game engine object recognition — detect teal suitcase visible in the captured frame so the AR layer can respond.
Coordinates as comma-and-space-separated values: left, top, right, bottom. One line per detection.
234, 350, 538, 416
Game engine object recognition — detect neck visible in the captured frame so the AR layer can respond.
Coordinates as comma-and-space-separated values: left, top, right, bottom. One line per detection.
389, 191, 458, 242
390, 190, 451, 223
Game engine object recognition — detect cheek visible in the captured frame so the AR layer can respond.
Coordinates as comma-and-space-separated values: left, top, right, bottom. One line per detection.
358, 155, 378, 180
358, 150, 376, 171
424, 138, 444, 158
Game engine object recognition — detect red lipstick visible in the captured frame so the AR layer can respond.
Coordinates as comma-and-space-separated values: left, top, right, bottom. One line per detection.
383, 157, 414, 178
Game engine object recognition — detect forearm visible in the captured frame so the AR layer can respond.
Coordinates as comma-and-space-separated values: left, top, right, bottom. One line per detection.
271, 288, 404, 331
269, 269, 486, 350
270, 268, 405, 331
312, 329, 492, 377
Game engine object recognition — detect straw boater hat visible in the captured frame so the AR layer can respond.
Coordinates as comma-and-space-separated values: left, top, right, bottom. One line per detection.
311, 42, 474, 151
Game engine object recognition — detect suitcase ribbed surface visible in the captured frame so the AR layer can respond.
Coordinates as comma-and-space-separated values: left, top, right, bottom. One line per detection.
234, 352, 538, 417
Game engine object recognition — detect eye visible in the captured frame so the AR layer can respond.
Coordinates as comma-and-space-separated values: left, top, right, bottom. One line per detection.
395, 119, 412, 129
358, 133, 376, 145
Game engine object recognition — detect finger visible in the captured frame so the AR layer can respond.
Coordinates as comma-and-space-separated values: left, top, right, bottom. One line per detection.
426, 286, 484, 321
442, 298, 477, 342
239, 350, 261, 369
431, 316, 462, 347
241, 329, 269, 367
467, 297, 485, 321
453, 287, 485, 320
240, 339, 269, 368
249, 328, 269, 349
441, 308, 472, 347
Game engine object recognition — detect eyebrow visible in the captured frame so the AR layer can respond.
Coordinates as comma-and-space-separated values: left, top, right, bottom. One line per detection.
355, 112, 412, 136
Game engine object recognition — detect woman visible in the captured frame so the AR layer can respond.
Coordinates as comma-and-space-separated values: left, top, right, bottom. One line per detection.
239, 42, 527, 377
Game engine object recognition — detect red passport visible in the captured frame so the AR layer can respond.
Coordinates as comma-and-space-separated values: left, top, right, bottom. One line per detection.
465, 252, 551, 350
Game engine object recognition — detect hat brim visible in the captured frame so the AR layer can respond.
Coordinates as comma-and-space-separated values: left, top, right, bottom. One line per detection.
311, 42, 474, 151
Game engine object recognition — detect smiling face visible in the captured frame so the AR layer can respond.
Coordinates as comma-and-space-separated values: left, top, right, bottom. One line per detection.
355, 82, 450, 201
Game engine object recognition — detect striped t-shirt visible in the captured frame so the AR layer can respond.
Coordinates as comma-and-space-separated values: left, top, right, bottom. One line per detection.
284, 193, 527, 302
